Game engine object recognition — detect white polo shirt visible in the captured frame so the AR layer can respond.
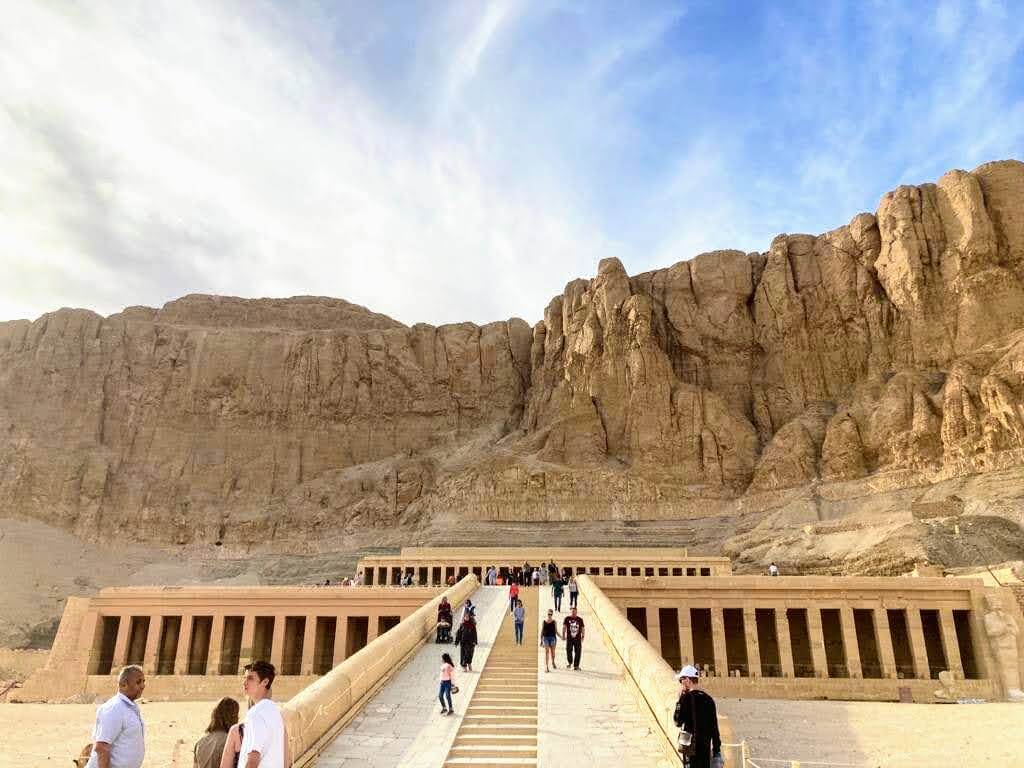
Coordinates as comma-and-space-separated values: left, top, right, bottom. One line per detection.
240, 698, 285, 768
84, 692, 145, 768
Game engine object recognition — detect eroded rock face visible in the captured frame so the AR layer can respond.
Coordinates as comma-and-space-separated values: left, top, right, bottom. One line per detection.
2, 160, 1024, 556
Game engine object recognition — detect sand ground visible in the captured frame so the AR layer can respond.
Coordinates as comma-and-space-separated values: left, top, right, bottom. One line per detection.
0, 700, 222, 768
722, 697, 1024, 767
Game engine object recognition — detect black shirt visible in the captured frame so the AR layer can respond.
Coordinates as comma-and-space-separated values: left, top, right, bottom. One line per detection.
673, 689, 721, 754
541, 618, 558, 638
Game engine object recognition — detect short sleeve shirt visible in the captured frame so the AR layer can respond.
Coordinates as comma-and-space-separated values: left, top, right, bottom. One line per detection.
563, 616, 585, 640
239, 699, 285, 768
84, 693, 145, 768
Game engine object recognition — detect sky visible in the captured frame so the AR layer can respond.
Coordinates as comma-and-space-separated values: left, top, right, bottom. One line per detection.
1, 0, 1023, 327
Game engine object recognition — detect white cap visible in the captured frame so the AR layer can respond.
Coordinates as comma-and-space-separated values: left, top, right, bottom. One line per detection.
676, 664, 700, 680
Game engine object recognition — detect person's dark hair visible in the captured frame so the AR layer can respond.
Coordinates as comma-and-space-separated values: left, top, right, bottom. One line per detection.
205, 697, 240, 733
244, 660, 276, 690
442, 652, 454, 666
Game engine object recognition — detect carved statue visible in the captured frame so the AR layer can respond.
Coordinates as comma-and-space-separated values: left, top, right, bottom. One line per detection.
983, 593, 1024, 701
933, 669, 961, 701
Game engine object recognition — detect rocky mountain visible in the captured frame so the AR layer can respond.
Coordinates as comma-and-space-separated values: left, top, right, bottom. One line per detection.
3, 160, 1024, 577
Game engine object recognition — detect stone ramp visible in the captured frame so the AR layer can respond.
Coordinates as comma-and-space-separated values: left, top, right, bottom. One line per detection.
311, 585, 507, 768
535, 586, 679, 768
444, 587, 539, 767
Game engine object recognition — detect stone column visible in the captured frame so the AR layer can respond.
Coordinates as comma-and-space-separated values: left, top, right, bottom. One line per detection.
939, 608, 964, 678
270, 616, 286, 671
840, 607, 863, 678
906, 608, 931, 680
111, 615, 132, 671
300, 616, 317, 675
207, 614, 225, 676
333, 615, 349, 666
806, 608, 829, 678
174, 614, 194, 675
743, 607, 762, 677
143, 616, 162, 675
367, 616, 380, 643
646, 607, 663, 655
239, 617, 255, 672
775, 607, 795, 678
711, 608, 728, 677
678, 606, 694, 666
874, 609, 898, 679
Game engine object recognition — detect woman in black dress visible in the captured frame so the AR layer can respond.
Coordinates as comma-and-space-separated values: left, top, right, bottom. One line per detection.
455, 614, 478, 671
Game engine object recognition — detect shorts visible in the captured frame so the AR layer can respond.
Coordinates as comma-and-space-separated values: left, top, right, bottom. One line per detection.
541, 636, 557, 647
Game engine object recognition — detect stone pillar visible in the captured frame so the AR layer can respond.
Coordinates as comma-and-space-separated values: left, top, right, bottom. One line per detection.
111, 615, 131, 670
678, 606, 694, 666
367, 616, 380, 643
270, 616, 286, 671
874, 609, 898, 679
939, 608, 964, 678
646, 607, 663, 656
300, 616, 317, 675
174, 614, 193, 675
143, 616, 162, 675
333, 615, 348, 666
806, 609, 829, 678
840, 607, 863, 678
906, 608, 931, 680
208, 614, 225, 675
775, 607, 795, 677
743, 607, 762, 678
239, 617, 255, 672
711, 608, 728, 677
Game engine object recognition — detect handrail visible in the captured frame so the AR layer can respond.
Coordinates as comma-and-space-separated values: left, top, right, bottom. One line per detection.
281, 573, 479, 765
575, 575, 741, 764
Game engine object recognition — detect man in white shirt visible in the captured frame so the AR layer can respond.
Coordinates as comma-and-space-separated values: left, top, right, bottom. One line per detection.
85, 665, 146, 768
768, 562, 780, 577
240, 660, 289, 768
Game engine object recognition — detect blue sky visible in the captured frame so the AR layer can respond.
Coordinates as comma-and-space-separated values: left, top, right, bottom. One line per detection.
1, 0, 1022, 326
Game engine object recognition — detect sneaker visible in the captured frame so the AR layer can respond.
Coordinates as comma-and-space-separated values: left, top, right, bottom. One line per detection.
440, 707, 448, 714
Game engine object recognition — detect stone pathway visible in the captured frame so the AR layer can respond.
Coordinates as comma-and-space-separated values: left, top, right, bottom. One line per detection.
311, 585, 507, 768
535, 585, 678, 768
443, 586, 539, 767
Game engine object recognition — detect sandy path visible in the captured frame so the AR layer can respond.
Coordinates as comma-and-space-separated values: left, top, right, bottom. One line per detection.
0, 700, 222, 768
722, 697, 1024, 767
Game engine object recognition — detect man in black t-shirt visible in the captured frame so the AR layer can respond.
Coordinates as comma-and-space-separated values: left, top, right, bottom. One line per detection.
561, 607, 585, 670
673, 665, 722, 768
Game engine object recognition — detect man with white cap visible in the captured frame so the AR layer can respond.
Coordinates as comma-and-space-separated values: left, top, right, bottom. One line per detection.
673, 664, 722, 768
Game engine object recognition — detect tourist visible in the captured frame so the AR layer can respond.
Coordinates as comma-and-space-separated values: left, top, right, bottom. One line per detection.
455, 614, 478, 671
509, 580, 520, 613
513, 598, 526, 645
540, 609, 558, 672
532, 568, 540, 586
562, 606, 585, 671
192, 697, 238, 768
439, 652, 456, 715
486, 565, 497, 585
673, 665, 722, 768
552, 574, 565, 613
522, 561, 530, 586
568, 575, 579, 608
436, 597, 453, 643
354, 571, 364, 585
540, 562, 549, 585
460, 598, 476, 624
239, 660, 288, 768
83, 664, 147, 768
768, 562, 779, 577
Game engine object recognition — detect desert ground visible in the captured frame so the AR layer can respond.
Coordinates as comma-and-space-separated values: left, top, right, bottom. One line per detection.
722, 697, 1024, 766
2, 697, 1023, 767
0, 700, 222, 768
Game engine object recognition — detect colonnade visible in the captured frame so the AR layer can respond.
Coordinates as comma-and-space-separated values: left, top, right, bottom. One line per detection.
627, 602, 985, 681
89, 609, 407, 678
362, 561, 719, 586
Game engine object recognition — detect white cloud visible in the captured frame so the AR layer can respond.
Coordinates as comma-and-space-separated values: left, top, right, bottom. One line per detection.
0, 1, 608, 326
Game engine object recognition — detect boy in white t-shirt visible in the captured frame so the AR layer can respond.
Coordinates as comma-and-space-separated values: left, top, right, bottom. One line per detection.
239, 661, 289, 768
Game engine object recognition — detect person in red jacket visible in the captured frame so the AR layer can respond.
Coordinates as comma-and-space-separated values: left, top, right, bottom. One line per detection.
509, 581, 520, 613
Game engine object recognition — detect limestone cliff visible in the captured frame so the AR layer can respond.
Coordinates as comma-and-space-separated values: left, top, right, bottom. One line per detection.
3, 160, 1024, 574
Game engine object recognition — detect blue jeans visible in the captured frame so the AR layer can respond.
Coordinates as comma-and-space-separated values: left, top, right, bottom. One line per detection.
514, 621, 524, 644
554, 594, 562, 611
439, 680, 452, 710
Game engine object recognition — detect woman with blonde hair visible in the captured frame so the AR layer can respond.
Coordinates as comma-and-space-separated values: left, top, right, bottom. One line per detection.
192, 697, 239, 768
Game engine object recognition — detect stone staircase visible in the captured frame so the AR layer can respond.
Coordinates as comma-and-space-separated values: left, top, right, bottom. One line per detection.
444, 587, 538, 767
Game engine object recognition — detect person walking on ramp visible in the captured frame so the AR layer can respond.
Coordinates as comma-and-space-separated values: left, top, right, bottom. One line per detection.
540, 609, 559, 672
673, 664, 722, 768
562, 606, 585, 670
513, 598, 526, 645
438, 652, 456, 715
